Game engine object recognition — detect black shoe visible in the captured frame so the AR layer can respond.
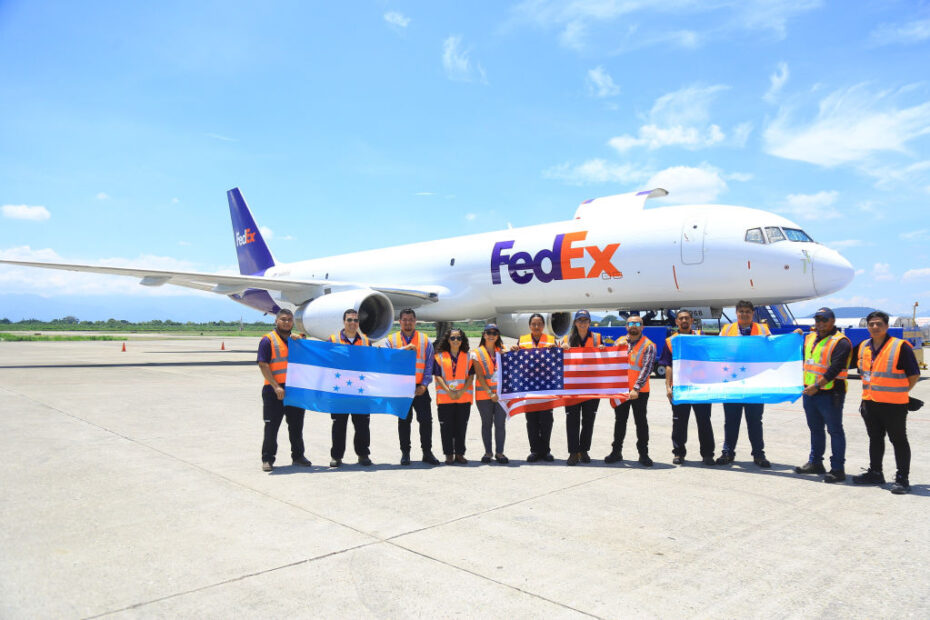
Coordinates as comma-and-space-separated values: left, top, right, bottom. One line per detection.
672, 456, 684, 465
495, 454, 509, 464
794, 461, 826, 475
422, 451, 441, 465
702, 456, 716, 466
329, 458, 342, 468
715, 453, 734, 465
852, 469, 885, 485
526, 452, 540, 462
292, 456, 312, 467
891, 474, 910, 495
580, 451, 591, 463
358, 456, 373, 466
639, 454, 654, 467
481, 454, 492, 464
824, 469, 846, 483
604, 451, 623, 464
401, 452, 411, 466
566, 452, 580, 466
542, 453, 555, 462
754, 456, 771, 468
262, 462, 273, 472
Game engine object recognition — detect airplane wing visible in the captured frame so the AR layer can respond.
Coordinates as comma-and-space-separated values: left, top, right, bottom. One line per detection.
0, 259, 439, 305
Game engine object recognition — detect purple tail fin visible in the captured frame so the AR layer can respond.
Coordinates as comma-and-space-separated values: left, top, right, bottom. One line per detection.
227, 188, 275, 275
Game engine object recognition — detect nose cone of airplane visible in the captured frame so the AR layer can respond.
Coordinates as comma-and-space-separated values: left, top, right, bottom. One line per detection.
812, 247, 855, 296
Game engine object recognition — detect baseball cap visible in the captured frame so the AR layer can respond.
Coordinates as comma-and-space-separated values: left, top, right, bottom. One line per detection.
813, 307, 835, 320
574, 310, 591, 321
483, 323, 500, 333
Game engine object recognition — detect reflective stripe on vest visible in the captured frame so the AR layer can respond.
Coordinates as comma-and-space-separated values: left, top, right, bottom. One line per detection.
610, 335, 653, 407
472, 345, 499, 401
329, 331, 371, 346
665, 330, 701, 357
720, 322, 770, 337
859, 337, 910, 404
803, 332, 850, 389
518, 333, 554, 348
389, 331, 427, 383
435, 351, 473, 404
264, 331, 288, 386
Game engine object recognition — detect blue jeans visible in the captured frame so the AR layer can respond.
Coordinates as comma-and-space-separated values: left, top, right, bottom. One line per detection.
721, 403, 765, 458
803, 390, 846, 471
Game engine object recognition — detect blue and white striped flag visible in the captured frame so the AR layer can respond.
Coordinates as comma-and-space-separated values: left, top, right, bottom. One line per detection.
672, 333, 803, 404
283, 339, 416, 417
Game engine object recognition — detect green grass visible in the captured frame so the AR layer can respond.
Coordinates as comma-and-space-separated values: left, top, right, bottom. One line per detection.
0, 333, 124, 342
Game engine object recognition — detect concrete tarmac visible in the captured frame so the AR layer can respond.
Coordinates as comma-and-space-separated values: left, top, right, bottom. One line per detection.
0, 337, 928, 619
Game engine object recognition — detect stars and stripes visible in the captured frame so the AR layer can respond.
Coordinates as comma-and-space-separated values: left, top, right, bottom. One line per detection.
497, 346, 629, 416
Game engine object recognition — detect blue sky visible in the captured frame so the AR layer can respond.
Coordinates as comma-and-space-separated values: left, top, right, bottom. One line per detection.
2, 0, 929, 322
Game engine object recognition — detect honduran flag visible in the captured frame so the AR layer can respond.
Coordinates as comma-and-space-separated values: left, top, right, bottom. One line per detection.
283, 338, 416, 417
671, 333, 803, 404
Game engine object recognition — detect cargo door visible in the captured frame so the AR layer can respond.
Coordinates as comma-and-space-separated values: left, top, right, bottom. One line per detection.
680, 216, 706, 265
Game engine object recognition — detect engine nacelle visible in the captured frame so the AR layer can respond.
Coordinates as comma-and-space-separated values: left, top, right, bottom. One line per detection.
294, 289, 394, 340
494, 312, 572, 340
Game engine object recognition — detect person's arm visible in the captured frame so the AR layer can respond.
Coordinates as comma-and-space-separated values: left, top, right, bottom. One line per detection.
256, 337, 285, 400
632, 343, 655, 393
820, 338, 852, 386
419, 339, 433, 391
897, 342, 922, 391
473, 355, 496, 401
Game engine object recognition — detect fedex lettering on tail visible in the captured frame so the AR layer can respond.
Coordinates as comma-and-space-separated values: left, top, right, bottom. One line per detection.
235, 228, 257, 247
491, 231, 621, 285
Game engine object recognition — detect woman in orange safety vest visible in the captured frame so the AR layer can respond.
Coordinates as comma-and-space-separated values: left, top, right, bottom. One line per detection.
434, 328, 475, 464
473, 323, 508, 464
513, 313, 559, 462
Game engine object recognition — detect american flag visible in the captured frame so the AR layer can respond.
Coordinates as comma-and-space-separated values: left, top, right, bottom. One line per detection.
497, 346, 629, 416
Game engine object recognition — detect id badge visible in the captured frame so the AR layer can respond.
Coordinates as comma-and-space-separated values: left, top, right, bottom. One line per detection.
862, 371, 871, 382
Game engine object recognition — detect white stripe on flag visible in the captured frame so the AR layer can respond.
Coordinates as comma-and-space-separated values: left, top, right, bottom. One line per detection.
673, 359, 803, 389
287, 362, 416, 398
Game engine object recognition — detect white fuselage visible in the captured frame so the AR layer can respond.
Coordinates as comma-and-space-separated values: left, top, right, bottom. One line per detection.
263, 204, 854, 321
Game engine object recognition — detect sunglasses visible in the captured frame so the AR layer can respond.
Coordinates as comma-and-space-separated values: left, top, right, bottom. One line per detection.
814, 317, 830, 322
449, 335, 463, 341
345, 317, 359, 322
484, 331, 499, 336
626, 322, 642, 327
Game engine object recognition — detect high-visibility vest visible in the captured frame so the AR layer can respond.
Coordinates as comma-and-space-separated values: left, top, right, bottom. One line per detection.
263, 331, 289, 386
665, 330, 700, 362
803, 331, 850, 389
472, 345, 500, 401
329, 331, 371, 346
564, 331, 602, 348
518, 333, 554, 348
435, 351, 473, 404
859, 337, 912, 404
388, 331, 428, 383
720, 322, 770, 336
610, 335, 654, 406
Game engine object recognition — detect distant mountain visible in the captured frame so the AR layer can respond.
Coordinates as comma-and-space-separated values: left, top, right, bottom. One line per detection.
803, 306, 910, 319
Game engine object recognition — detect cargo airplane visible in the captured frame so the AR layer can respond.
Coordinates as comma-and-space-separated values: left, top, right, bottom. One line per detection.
0, 187, 854, 340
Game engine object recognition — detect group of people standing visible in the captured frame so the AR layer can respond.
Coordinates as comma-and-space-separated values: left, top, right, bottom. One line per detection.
257, 301, 921, 495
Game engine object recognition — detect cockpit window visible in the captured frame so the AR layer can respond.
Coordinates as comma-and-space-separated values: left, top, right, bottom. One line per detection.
745, 228, 765, 244
783, 228, 814, 242
765, 226, 786, 243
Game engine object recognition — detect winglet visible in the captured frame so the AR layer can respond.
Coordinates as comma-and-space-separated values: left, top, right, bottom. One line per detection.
227, 188, 275, 275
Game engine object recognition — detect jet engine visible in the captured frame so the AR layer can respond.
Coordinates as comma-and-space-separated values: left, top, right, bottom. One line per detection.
494, 312, 572, 340
294, 289, 394, 340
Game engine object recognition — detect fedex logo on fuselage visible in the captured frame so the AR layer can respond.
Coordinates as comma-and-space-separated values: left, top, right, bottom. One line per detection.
491, 231, 620, 285
235, 228, 256, 247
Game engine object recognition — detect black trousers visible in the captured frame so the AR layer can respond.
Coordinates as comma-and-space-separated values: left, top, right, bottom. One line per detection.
671, 403, 714, 458
330, 414, 371, 459
526, 409, 554, 456
398, 392, 434, 454
612, 392, 650, 456
437, 402, 471, 455
861, 400, 911, 478
261, 387, 306, 464
566, 399, 599, 453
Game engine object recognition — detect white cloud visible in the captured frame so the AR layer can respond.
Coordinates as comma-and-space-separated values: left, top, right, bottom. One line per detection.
543, 159, 648, 185
872, 262, 895, 281
826, 239, 864, 249
0, 246, 215, 297
586, 66, 620, 98
864, 159, 930, 190
779, 190, 841, 220
901, 228, 930, 242
2, 205, 51, 221
96, 192, 110, 200
205, 133, 238, 142
870, 19, 930, 46
258, 225, 273, 240
177, 241, 191, 247
903, 267, 930, 280
465, 213, 477, 221
646, 164, 727, 204
442, 35, 487, 84
854, 269, 866, 276
763, 84, 930, 167
764, 62, 789, 103
724, 171, 754, 182
383, 11, 410, 28
171, 197, 180, 204
414, 192, 435, 196
608, 84, 737, 151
